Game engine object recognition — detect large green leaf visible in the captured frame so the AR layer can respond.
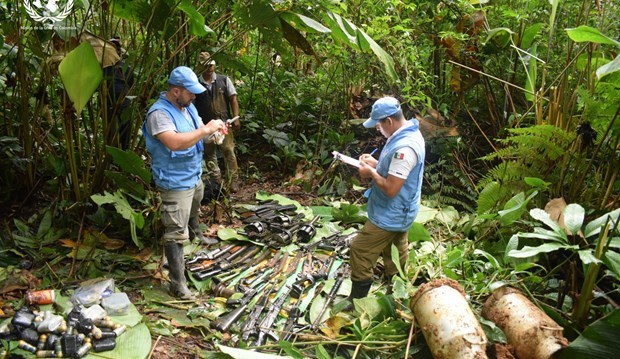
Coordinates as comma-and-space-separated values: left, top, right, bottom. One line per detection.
332, 203, 367, 224
564, 203, 585, 235
530, 208, 564, 233
110, 0, 151, 23
499, 192, 527, 225
408, 222, 431, 242
566, 26, 620, 46
521, 23, 544, 49
323, 11, 397, 80
178, 0, 214, 37
106, 146, 152, 184
255, 191, 302, 208
83, 298, 148, 359
105, 170, 147, 198
216, 345, 294, 358
416, 205, 439, 224
602, 250, 620, 279
596, 54, 620, 80
278, 340, 304, 359
508, 243, 577, 258
280, 11, 330, 34
483, 27, 514, 48
357, 29, 397, 81
391, 244, 405, 279
524, 43, 538, 102
557, 309, 620, 358
91, 191, 144, 249
323, 11, 357, 47
578, 249, 602, 265
584, 208, 620, 238
58, 42, 103, 113
280, 17, 316, 56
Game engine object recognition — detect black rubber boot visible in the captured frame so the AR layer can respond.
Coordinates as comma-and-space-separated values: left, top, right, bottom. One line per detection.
342, 280, 373, 311
164, 242, 195, 300
189, 217, 218, 245
350, 280, 373, 299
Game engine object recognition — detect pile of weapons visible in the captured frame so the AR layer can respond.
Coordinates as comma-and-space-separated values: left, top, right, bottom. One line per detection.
0, 305, 125, 358
186, 201, 355, 344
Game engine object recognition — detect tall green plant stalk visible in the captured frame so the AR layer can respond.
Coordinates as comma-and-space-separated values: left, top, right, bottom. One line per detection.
572, 221, 612, 327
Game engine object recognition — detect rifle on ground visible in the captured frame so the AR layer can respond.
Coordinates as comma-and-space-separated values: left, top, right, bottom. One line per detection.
188, 244, 242, 272
239, 252, 291, 341
193, 246, 263, 280
211, 284, 259, 332
254, 285, 293, 346
310, 263, 349, 331
240, 284, 274, 341
316, 232, 357, 259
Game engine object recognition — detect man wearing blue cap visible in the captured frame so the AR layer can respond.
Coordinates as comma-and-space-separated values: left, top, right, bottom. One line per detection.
345, 96, 425, 309
143, 66, 227, 299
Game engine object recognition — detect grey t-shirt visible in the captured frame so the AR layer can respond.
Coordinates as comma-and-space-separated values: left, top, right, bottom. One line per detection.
146, 109, 194, 137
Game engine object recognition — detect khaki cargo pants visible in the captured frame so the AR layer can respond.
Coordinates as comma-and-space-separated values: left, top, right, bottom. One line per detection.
350, 221, 409, 282
159, 180, 204, 244
204, 131, 238, 183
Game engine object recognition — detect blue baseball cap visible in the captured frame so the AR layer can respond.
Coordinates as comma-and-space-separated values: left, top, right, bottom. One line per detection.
167, 66, 206, 94
363, 96, 401, 128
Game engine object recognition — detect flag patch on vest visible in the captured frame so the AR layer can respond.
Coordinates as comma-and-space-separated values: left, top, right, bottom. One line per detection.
393, 152, 405, 159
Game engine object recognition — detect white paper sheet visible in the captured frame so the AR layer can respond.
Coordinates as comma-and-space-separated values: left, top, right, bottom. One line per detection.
332, 151, 360, 168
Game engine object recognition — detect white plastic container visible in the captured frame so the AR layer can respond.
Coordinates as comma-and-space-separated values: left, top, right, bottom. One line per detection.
101, 292, 131, 316
410, 279, 488, 358
82, 304, 108, 321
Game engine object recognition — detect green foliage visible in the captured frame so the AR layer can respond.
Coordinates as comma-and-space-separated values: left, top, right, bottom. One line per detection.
479, 125, 574, 198
424, 157, 477, 213
0, 136, 28, 202
11, 209, 66, 258
58, 42, 103, 114
331, 203, 367, 225
558, 309, 620, 358
90, 191, 146, 249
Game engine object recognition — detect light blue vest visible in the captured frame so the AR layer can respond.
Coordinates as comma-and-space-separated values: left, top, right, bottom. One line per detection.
366, 119, 425, 232
142, 92, 204, 191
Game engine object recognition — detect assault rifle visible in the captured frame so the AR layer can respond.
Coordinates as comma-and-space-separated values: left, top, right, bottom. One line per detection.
254, 285, 293, 346
316, 232, 357, 259
239, 252, 292, 341
299, 232, 340, 252
240, 284, 274, 341
310, 263, 349, 331
239, 202, 297, 223
188, 244, 243, 272
193, 246, 263, 280
211, 284, 259, 332
186, 243, 237, 267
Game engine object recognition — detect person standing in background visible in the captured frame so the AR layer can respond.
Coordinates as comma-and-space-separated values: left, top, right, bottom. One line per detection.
104, 36, 134, 149
194, 52, 240, 193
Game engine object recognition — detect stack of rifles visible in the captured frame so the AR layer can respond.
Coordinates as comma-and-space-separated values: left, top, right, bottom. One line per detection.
186, 201, 355, 345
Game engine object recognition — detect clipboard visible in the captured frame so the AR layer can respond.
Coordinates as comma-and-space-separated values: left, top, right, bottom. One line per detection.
332, 151, 360, 168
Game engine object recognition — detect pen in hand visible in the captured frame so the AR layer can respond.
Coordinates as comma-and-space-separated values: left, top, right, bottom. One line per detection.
369, 148, 378, 156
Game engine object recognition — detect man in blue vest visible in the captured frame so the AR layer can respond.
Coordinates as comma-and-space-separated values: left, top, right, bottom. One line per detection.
143, 66, 226, 299
194, 52, 240, 193
346, 96, 425, 308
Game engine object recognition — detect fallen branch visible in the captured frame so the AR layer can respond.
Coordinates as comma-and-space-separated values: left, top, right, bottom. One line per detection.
147, 335, 162, 359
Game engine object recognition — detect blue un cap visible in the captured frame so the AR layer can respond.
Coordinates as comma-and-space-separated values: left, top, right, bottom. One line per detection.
363, 96, 401, 128
167, 66, 206, 94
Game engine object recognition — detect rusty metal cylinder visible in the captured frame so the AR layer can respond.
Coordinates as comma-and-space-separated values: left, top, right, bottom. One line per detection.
410, 279, 488, 358
482, 286, 568, 359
